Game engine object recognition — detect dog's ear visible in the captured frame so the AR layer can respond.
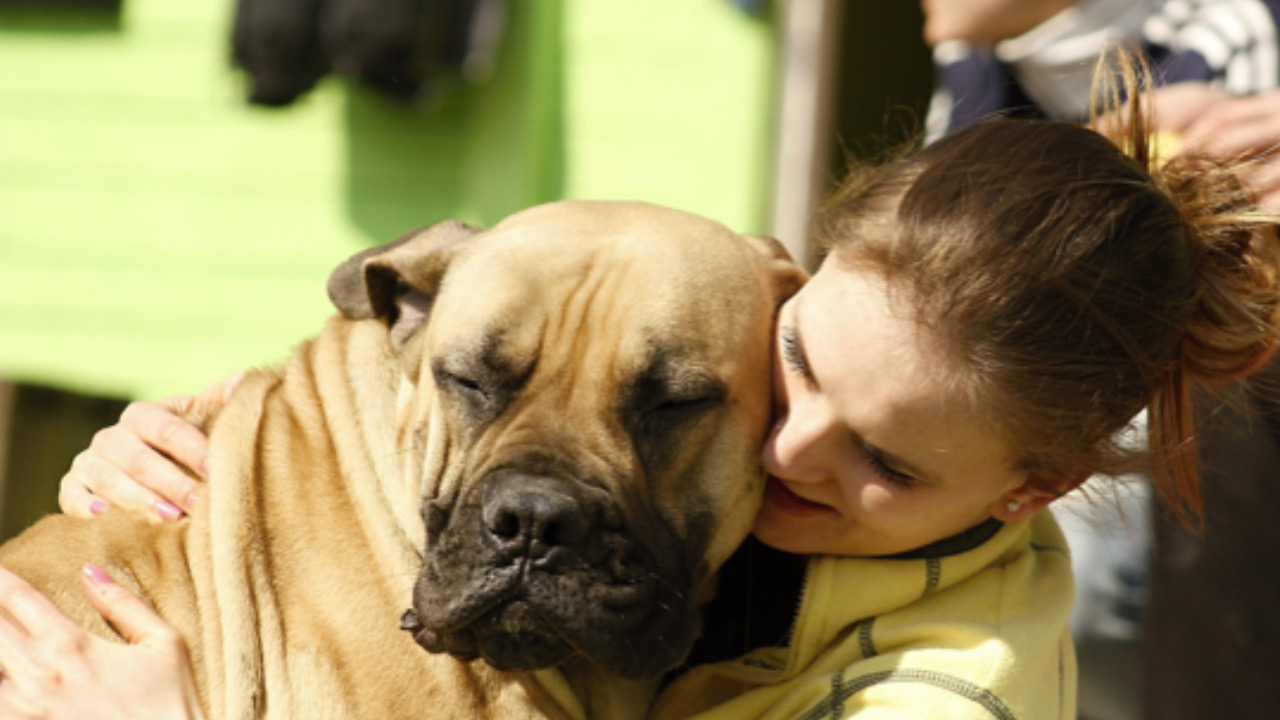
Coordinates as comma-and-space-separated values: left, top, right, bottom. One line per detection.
328, 220, 481, 349
742, 234, 809, 305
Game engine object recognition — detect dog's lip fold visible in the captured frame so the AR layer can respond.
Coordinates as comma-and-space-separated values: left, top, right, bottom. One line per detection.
407, 594, 579, 671
400, 608, 481, 661
471, 601, 576, 671
413, 563, 525, 632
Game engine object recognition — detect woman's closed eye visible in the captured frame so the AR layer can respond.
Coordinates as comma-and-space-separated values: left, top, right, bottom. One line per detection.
862, 442, 919, 489
781, 325, 817, 385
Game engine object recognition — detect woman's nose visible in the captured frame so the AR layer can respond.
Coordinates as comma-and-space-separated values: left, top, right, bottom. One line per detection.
763, 406, 833, 484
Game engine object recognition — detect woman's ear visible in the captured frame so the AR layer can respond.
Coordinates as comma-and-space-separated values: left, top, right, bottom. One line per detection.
989, 473, 1085, 523
989, 490, 1053, 523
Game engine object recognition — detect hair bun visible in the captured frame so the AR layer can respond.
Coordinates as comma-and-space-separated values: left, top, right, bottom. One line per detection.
1154, 152, 1280, 383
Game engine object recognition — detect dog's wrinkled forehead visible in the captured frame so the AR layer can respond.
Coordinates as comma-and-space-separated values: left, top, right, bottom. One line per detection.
432, 201, 765, 347
409, 202, 777, 444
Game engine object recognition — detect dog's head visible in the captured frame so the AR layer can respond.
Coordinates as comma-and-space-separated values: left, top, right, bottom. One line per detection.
328, 201, 805, 678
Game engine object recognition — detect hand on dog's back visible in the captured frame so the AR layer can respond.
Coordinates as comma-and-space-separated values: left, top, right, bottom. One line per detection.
58, 372, 242, 521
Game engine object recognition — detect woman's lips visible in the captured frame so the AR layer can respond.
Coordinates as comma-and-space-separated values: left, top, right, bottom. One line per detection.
764, 476, 833, 517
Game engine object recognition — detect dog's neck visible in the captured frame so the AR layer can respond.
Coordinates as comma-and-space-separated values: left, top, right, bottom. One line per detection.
297, 317, 430, 566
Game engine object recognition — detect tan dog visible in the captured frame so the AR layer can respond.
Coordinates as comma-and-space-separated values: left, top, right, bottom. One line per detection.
0, 201, 804, 720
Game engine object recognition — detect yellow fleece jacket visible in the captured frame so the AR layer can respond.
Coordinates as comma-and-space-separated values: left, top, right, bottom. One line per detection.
648, 511, 1076, 719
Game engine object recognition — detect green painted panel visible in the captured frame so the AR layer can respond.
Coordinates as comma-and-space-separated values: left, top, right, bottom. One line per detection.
0, 0, 774, 400
563, 0, 775, 230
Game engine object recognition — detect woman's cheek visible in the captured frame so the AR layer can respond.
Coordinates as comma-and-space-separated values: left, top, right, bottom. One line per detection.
842, 472, 898, 515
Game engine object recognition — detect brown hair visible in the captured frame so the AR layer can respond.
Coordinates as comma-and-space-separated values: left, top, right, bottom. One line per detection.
811, 52, 1280, 528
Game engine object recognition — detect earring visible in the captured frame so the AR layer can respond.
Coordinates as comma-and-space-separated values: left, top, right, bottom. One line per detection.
1005, 499, 1022, 514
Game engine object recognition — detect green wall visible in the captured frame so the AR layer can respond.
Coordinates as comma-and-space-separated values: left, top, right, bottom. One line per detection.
0, 0, 775, 400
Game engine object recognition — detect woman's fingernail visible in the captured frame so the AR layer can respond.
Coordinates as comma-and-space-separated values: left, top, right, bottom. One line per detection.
89, 499, 109, 516
184, 491, 198, 511
155, 501, 183, 521
83, 563, 114, 585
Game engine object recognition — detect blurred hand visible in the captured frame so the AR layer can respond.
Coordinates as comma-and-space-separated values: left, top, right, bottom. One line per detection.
0, 564, 205, 720
921, 0, 1077, 47
59, 372, 243, 522
1145, 83, 1280, 210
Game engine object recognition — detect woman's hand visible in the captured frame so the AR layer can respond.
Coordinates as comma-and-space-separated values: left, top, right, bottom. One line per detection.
0, 564, 205, 720
1144, 83, 1280, 210
59, 372, 243, 522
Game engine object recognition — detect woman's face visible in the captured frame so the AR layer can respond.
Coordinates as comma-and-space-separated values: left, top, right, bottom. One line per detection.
754, 259, 1046, 557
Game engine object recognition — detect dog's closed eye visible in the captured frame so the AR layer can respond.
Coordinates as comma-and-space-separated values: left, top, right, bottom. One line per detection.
435, 367, 486, 395
645, 391, 725, 417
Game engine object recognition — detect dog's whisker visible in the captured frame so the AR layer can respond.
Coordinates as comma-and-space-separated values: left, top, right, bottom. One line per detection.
647, 572, 689, 604
651, 600, 677, 619
646, 628, 680, 659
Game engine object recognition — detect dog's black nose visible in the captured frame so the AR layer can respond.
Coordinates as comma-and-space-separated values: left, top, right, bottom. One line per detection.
481, 474, 590, 556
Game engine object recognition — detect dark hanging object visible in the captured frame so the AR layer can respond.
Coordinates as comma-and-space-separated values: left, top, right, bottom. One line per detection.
232, 0, 329, 106
231, 0, 505, 107
321, 0, 430, 101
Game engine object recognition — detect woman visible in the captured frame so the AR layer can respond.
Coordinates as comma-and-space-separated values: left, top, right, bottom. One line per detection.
3, 58, 1277, 719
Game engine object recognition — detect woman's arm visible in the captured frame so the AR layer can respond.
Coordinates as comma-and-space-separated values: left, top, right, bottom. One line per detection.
59, 372, 243, 521
0, 565, 205, 720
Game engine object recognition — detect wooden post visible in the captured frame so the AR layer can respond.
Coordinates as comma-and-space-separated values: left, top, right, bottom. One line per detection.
770, 0, 842, 271
0, 380, 13, 525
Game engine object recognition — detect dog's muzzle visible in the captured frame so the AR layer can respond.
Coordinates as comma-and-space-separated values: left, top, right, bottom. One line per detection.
404, 469, 699, 678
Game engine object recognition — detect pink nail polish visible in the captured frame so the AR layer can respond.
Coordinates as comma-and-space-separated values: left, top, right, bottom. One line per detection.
89, 499, 109, 516
155, 500, 183, 521
83, 563, 114, 585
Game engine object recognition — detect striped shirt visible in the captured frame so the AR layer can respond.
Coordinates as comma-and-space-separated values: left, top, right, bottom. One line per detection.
926, 0, 1280, 141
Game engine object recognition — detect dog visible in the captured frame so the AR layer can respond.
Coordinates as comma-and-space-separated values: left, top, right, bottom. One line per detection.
0, 201, 805, 719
